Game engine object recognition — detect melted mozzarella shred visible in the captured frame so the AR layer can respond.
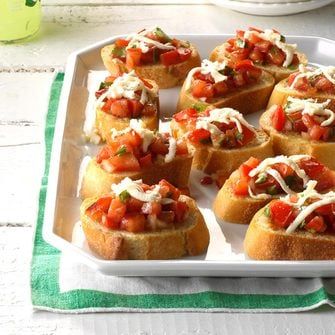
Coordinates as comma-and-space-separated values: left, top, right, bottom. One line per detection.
125, 28, 175, 53
184, 59, 228, 90
96, 71, 156, 108
129, 119, 155, 152
285, 97, 334, 127
248, 155, 311, 199
111, 178, 174, 204
244, 29, 297, 67
165, 137, 177, 163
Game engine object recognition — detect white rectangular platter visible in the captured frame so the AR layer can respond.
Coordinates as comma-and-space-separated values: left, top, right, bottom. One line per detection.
43, 34, 335, 276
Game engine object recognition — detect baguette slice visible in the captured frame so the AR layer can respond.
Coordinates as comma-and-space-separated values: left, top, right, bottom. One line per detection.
210, 43, 308, 83
244, 205, 335, 260
101, 43, 201, 89
80, 155, 193, 199
260, 106, 335, 170
171, 119, 273, 181
176, 70, 275, 115
267, 78, 335, 110
213, 170, 269, 224
80, 195, 209, 260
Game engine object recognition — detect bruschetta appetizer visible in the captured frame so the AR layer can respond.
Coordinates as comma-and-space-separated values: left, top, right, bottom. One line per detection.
92, 71, 159, 143
176, 59, 275, 115
213, 155, 335, 224
267, 65, 335, 109
210, 27, 307, 83
170, 107, 273, 182
80, 119, 192, 199
80, 178, 209, 260
244, 183, 335, 260
101, 27, 201, 89
260, 97, 335, 169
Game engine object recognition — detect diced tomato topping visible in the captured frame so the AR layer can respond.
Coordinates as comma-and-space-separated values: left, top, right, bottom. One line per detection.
309, 125, 329, 141
170, 201, 188, 222
115, 39, 129, 48
139, 153, 153, 168
213, 81, 229, 96
87, 196, 112, 221
191, 80, 215, 99
176, 142, 188, 155
160, 50, 180, 66
188, 128, 211, 144
173, 108, 198, 122
105, 198, 127, 229
200, 176, 213, 185
126, 198, 144, 213
109, 99, 132, 118
117, 131, 142, 148
121, 213, 146, 233
96, 146, 113, 164
177, 48, 192, 62
248, 48, 264, 63
233, 179, 249, 196
272, 163, 294, 178
103, 153, 140, 173
254, 40, 271, 53
127, 99, 144, 117
234, 59, 255, 71
141, 202, 162, 215
269, 201, 296, 228
149, 138, 169, 155
159, 179, 181, 200
126, 48, 142, 68
271, 105, 286, 131
305, 216, 327, 233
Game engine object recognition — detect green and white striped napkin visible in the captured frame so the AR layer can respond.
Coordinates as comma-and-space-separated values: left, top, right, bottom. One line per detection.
31, 73, 335, 313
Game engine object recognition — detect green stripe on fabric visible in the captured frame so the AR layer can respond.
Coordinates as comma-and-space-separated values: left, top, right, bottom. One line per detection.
31, 72, 335, 312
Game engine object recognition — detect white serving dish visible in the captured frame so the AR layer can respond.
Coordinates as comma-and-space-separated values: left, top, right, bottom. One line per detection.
43, 34, 335, 276
211, 0, 334, 16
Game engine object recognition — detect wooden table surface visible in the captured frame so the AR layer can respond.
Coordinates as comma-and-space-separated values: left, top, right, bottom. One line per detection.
1, 1, 335, 334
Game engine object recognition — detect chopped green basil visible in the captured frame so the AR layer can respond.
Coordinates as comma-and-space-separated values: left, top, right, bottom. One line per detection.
235, 132, 244, 141
99, 81, 113, 90
153, 27, 172, 42
192, 103, 207, 113
153, 48, 159, 63
236, 38, 246, 48
280, 35, 286, 43
255, 173, 267, 184
288, 63, 298, 70
115, 145, 127, 157
119, 190, 130, 203
266, 185, 278, 195
264, 206, 270, 217
112, 46, 126, 58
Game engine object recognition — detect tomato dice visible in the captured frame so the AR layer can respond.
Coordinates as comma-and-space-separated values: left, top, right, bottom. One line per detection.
305, 216, 327, 233
176, 142, 188, 155
271, 105, 286, 131
188, 128, 211, 144
170, 201, 188, 222
177, 48, 192, 62
139, 153, 153, 168
105, 198, 127, 229
109, 99, 131, 117
191, 80, 214, 99
128, 99, 144, 117
149, 138, 169, 155
269, 201, 296, 228
87, 196, 112, 221
266, 46, 286, 66
115, 39, 129, 48
160, 50, 180, 66
233, 179, 249, 196
126, 48, 142, 68
173, 108, 198, 122
102, 153, 140, 173
309, 125, 329, 141
121, 214, 146, 233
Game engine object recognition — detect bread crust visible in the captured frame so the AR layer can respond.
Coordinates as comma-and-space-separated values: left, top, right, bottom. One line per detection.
213, 170, 269, 224
260, 107, 335, 170
170, 119, 273, 180
101, 43, 201, 89
80, 155, 193, 199
176, 70, 275, 115
80, 195, 209, 260
266, 78, 335, 110
244, 206, 335, 260
209, 42, 308, 83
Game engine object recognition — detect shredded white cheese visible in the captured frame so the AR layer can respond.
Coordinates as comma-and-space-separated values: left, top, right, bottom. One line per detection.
248, 155, 311, 199
165, 137, 177, 163
129, 119, 155, 152
96, 71, 157, 108
285, 97, 335, 127
184, 59, 228, 91
111, 178, 174, 204
244, 29, 297, 67
323, 66, 335, 85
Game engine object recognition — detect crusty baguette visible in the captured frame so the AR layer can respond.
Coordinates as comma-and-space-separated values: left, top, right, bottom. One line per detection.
176, 70, 275, 115
209, 42, 308, 83
266, 77, 335, 110
170, 120, 274, 181
80, 155, 193, 199
95, 78, 159, 142
80, 195, 209, 260
260, 107, 335, 170
101, 43, 201, 89
213, 170, 269, 224
244, 205, 335, 260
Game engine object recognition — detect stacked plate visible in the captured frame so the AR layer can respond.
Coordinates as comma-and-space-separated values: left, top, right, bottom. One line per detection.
211, 0, 334, 16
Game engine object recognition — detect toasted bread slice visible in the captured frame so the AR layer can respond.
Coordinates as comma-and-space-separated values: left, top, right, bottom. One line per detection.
267, 78, 335, 110
80, 155, 193, 199
176, 70, 275, 115
170, 119, 273, 180
213, 170, 269, 224
80, 195, 209, 260
244, 205, 335, 260
260, 107, 335, 170
210, 43, 308, 83
101, 43, 201, 89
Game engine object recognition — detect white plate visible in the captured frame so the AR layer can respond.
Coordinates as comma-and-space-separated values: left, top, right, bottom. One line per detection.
211, 0, 334, 16
43, 34, 335, 276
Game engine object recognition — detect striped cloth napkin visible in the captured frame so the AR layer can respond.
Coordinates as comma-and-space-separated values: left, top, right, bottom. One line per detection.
31, 73, 335, 313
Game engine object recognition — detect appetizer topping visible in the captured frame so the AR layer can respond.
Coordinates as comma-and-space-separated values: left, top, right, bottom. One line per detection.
112, 27, 192, 67
184, 59, 262, 101
97, 120, 188, 173
226, 27, 300, 68
233, 155, 335, 199
271, 98, 335, 142
288, 65, 335, 94
173, 107, 256, 149
86, 178, 189, 232
267, 185, 335, 234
